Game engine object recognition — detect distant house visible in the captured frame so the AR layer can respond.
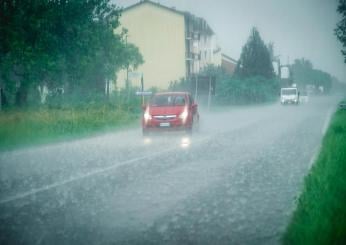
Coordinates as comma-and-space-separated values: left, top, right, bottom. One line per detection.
221, 54, 237, 75
115, 0, 220, 90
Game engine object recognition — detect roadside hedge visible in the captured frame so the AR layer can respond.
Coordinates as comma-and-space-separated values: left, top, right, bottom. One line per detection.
215, 76, 280, 105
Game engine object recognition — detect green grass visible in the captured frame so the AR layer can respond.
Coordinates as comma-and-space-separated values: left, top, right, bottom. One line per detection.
0, 105, 139, 151
283, 101, 346, 244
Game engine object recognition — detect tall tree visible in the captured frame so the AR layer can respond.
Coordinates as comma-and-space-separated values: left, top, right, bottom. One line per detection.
335, 0, 346, 63
0, 0, 143, 107
291, 58, 332, 92
235, 27, 274, 79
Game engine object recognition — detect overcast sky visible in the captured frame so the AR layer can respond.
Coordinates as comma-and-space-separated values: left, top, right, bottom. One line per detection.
114, 0, 346, 82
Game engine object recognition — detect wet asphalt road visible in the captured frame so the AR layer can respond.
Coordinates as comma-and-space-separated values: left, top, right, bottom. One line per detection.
0, 96, 339, 245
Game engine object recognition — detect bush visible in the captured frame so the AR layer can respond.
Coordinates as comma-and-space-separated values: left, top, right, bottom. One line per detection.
0, 87, 143, 151
0, 105, 139, 151
215, 76, 280, 105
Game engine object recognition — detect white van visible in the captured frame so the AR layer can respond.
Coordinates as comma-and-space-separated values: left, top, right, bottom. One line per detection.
281, 87, 299, 105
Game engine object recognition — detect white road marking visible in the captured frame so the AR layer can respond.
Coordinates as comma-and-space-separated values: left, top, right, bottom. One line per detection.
0, 136, 211, 205
0, 110, 313, 205
0, 148, 176, 205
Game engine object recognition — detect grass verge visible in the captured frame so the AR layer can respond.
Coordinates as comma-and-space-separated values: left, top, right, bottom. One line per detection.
282, 101, 346, 244
0, 105, 139, 151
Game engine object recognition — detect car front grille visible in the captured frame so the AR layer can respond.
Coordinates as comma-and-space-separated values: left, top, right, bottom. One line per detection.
153, 115, 177, 120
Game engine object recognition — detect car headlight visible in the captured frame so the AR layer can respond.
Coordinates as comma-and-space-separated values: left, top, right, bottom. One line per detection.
179, 107, 188, 122
144, 108, 152, 121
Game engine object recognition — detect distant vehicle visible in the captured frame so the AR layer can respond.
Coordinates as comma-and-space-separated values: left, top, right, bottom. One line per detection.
281, 87, 299, 105
299, 91, 309, 103
142, 92, 199, 135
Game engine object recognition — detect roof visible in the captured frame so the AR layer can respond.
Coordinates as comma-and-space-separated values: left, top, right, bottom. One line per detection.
123, 0, 214, 35
184, 12, 214, 35
123, 0, 185, 16
222, 53, 238, 64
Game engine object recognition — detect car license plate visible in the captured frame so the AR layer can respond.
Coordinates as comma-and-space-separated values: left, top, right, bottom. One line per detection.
160, 122, 170, 127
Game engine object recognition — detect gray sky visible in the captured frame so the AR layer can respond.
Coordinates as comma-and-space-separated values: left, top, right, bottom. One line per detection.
114, 0, 346, 82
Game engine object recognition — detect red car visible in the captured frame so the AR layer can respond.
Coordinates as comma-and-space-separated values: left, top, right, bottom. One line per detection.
142, 92, 199, 135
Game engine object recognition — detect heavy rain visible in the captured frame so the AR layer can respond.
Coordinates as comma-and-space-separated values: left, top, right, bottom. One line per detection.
1, 0, 346, 244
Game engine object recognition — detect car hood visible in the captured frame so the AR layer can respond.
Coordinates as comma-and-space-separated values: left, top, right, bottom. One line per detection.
149, 106, 185, 116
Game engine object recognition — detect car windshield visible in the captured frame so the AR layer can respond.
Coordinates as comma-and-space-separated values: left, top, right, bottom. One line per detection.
150, 95, 186, 107
282, 89, 297, 95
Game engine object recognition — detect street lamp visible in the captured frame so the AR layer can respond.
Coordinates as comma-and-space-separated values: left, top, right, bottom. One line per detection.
125, 33, 129, 92
273, 55, 281, 79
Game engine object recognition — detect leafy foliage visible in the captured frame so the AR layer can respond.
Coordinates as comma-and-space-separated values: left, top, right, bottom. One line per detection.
290, 58, 332, 92
168, 65, 279, 105
0, 0, 143, 107
335, 0, 346, 63
283, 106, 346, 244
169, 78, 191, 92
235, 27, 274, 79
0, 104, 139, 151
215, 76, 280, 105
168, 65, 228, 94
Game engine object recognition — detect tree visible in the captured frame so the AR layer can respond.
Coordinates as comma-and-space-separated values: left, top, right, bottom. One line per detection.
335, 0, 346, 63
235, 27, 274, 79
0, 0, 143, 107
290, 58, 332, 93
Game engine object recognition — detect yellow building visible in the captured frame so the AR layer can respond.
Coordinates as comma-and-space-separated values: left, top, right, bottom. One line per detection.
116, 0, 216, 90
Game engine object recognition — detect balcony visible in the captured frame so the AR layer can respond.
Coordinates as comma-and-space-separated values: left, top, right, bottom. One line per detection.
185, 52, 193, 61
185, 52, 201, 61
185, 32, 200, 41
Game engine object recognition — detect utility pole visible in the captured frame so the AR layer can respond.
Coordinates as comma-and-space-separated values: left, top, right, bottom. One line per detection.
124, 30, 130, 104
141, 74, 144, 106
207, 76, 212, 111
126, 67, 130, 104
278, 58, 281, 79
275, 55, 281, 79
194, 74, 198, 102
